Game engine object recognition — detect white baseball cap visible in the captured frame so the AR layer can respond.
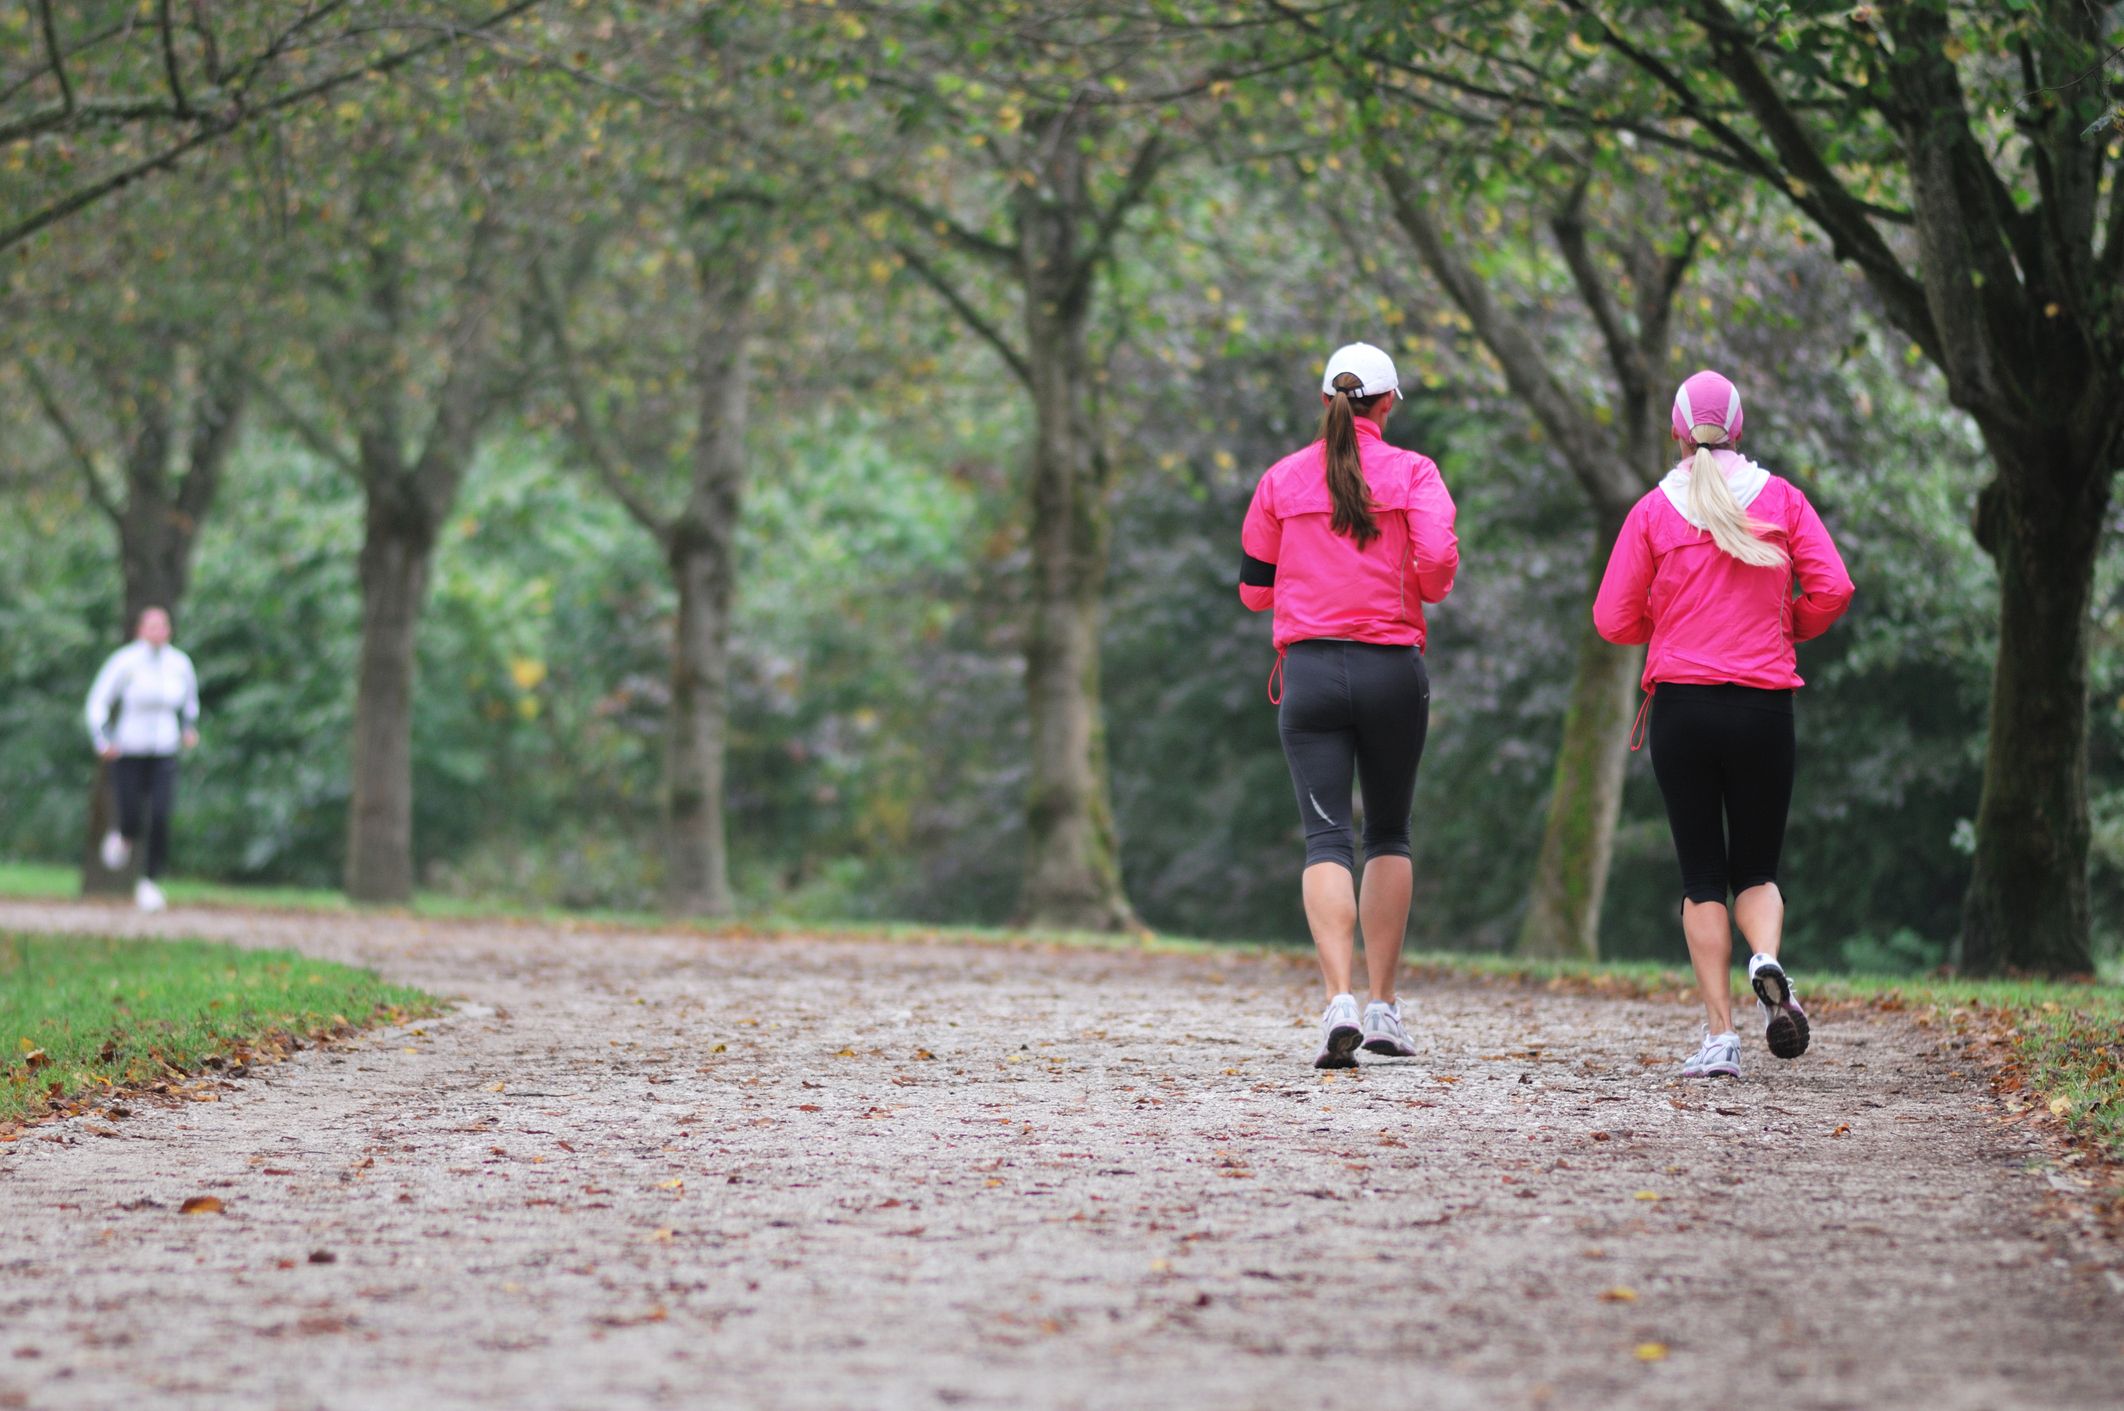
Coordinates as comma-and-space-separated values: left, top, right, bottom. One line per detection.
1320, 342, 1401, 399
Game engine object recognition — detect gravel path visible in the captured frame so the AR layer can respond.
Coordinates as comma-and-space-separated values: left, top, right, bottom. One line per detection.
0, 898, 2117, 1411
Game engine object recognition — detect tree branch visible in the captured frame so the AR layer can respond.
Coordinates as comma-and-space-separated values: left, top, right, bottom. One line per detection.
1550, 177, 1651, 412
893, 242, 1033, 389
36, 0, 74, 115
1070, 131, 1165, 301
528, 256, 673, 538
246, 373, 358, 478
157, 0, 193, 117
24, 359, 122, 524
1367, 146, 1640, 510
1556, 0, 1940, 364
0, 0, 545, 255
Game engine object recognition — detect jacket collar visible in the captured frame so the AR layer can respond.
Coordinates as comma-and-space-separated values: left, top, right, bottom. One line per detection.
1659, 450, 1769, 526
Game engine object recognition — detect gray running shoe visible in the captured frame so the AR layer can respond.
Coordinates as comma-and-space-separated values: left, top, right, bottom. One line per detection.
1681, 1029, 1741, 1079
1360, 999, 1418, 1057
1314, 994, 1362, 1069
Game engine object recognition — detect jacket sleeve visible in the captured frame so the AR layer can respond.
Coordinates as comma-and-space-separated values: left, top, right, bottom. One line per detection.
1237, 472, 1279, 613
1788, 490, 1855, 642
181, 652, 201, 728
1405, 456, 1458, 604
1592, 504, 1655, 645
85, 647, 127, 752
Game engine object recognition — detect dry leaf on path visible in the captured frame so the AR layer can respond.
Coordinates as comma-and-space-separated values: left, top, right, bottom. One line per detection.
179, 1196, 225, 1215
1598, 1287, 1638, 1302
1635, 1342, 1669, 1362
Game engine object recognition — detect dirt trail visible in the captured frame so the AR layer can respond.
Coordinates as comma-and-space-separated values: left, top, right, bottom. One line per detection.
0, 898, 2116, 1411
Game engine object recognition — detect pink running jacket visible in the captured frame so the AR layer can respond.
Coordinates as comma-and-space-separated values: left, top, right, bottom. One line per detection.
1594, 458, 1854, 691
1237, 418, 1459, 652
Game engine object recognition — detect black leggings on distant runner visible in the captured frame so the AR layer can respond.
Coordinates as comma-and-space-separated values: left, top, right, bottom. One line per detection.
113, 754, 178, 880
1647, 684, 1794, 905
1277, 640, 1431, 871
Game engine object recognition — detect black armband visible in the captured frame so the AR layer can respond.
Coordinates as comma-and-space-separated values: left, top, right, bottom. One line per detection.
1239, 552, 1277, 587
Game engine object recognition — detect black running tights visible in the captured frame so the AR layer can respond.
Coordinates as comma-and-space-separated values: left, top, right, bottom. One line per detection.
1277, 640, 1431, 872
1647, 684, 1794, 906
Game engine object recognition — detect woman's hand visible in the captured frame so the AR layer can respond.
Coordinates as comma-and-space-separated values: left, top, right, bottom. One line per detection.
182, 729, 200, 751
99, 743, 121, 762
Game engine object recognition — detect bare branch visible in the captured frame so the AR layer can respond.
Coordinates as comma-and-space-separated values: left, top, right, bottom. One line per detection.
36, 0, 75, 113
246, 373, 358, 478
1071, 131, 1166, 300
893, 243, 1034, 390
23, 360, 123, 524
157, 0, 193, 116
1368, 146, 1640, 511
528, 257, 673, 538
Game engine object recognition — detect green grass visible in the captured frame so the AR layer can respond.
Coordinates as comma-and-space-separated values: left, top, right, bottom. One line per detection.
0, 932, 435, 1125
3, 860, 2118, 1165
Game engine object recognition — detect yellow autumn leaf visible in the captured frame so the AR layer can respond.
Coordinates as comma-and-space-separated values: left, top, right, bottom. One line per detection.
2049, 1095, 2073, 1117
1635, 1342, 1668, 1362
1599, 1286, 1638, 1302
1633, 1191, 1662, 1202
656, 1178, 683, 1191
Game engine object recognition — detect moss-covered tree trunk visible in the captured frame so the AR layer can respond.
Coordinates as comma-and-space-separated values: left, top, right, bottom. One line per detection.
1517, 502, 1645, 959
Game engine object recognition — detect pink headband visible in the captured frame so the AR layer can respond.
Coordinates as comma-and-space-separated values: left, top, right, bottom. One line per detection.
1671, 370, 1743, 443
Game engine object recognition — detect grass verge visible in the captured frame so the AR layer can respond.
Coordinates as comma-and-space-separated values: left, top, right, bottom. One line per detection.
0, 932, 435, 1127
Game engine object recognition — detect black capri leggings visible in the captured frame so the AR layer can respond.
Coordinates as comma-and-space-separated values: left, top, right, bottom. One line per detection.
1647, 684, 1795, 905
1277, 640, 1431, 871
112, 753, 179, 881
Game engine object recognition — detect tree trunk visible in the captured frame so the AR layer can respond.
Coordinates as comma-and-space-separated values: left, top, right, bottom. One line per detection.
1517, 504, 1644, 958
1959, 445, 2108, 975
117, 488, 197, 630
1014, 200, 1136, 932
663, 529, 736, 917
344, 497, 435, 904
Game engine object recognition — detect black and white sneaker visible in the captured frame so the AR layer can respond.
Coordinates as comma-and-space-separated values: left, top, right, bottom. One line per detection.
1749, 955, 1810, 1059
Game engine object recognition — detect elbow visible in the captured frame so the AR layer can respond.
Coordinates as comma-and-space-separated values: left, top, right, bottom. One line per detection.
1238, 584, 1274, 613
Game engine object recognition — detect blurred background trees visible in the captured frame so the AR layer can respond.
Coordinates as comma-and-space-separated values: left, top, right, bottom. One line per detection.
1, 0, 2119, 976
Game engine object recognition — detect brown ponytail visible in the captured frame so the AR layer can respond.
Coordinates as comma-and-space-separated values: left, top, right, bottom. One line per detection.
1319, 371, 1382, 546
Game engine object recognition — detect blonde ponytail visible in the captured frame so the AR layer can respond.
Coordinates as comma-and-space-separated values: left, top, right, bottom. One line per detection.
1684, 425, 1785, 568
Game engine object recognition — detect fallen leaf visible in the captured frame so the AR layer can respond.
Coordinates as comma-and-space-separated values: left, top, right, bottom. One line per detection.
2049, 1096, 2073, 1118
1599, 1286, 1638, 1302
1633, 1191, 1662, 1202
835, 1047, 857, 1058
1635, 1342, 1668, 1362
656, 1178, 683, 1191
307, 1249, 336, 1264
648, 1228, 674, 1243
487, 1082, 506, 1093
1831, 1123, 1851, 1137
179, 1196, 224, 1215
914, 1048, 935, 1060
711, 1043, 727, 1053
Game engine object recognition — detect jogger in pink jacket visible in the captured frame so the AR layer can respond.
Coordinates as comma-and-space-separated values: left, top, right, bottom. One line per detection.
1595, 371, 1854, 1079
1240, 343, 1458, 1068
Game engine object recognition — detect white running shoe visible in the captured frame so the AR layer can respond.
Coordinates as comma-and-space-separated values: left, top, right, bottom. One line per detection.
1360, 999, 1418, 1057
1680, 1029, 1741, 1079
1749, 955, 1811, 1059
134, 877, 167, 913
100, 830, 131, 871
1314, 993, 1362, 1069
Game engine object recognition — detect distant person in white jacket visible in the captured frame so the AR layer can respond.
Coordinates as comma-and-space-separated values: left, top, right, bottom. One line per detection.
84, 606, 199, 912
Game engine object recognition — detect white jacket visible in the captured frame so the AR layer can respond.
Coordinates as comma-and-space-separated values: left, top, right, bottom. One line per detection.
85, 641, 199, 756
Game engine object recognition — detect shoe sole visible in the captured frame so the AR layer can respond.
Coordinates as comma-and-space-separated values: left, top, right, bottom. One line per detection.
1361, 1035, 1417, 1057
1752, 966, 1811, 1060
1314, 1023, 1362, 1069
1683, 1064, 1741, 1079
